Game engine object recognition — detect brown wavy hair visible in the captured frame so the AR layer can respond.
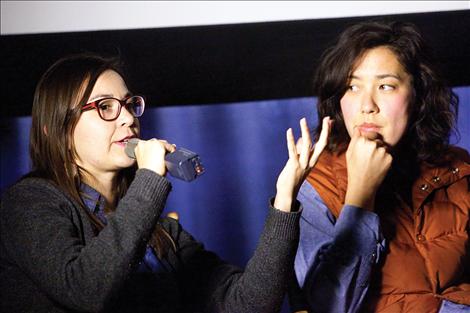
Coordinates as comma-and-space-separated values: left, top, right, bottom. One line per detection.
314, 21, 458, 164
29, 53, 174, 258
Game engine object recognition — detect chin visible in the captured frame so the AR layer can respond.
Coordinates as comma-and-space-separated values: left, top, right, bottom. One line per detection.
382, 135, 400, 147
116, 157, 136, 169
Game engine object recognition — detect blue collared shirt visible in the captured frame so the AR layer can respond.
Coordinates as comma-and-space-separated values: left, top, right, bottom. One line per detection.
294, 181, 386, 313
79, 183, 166, 273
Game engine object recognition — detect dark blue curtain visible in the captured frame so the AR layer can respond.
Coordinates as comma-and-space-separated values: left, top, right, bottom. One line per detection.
1, 88, 469, 311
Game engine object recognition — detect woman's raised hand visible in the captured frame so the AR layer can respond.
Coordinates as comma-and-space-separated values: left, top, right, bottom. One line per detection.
274, 117, 331, 212
133, 139, 176, 176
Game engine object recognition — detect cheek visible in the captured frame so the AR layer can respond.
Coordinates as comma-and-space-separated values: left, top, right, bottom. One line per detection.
134, 119, 141, 136
340, 95, 356, 135
384, 95, 409, 142
73, 124, 95, 161
73, 116, 110, 161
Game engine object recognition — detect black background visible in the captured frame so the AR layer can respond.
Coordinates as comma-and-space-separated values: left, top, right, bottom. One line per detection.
1, 10, 469, 117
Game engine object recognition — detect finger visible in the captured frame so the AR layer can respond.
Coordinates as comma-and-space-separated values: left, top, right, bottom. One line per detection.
352, 126, 361, 140
145, 139, 181, 154
317, 116, 330, 149
310, 116, 331, 167
362, 131, 379, 141
300, 118, 312, 148
299, 118, 312, 166
159, 140, 176, 153
348, 126, 361, 148
295, 137, 303, 154
286, 128, 297, 160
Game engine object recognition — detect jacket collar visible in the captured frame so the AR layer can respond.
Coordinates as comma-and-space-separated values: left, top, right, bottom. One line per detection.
308, 146, 470, 215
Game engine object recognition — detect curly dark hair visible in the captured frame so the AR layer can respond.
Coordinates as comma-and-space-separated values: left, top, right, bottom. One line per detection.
314, 20, 458, 164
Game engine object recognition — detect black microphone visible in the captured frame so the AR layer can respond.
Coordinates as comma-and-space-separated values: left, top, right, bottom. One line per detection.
125, 138, 204, 182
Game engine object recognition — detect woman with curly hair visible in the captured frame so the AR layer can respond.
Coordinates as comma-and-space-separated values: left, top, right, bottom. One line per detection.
292, 21, 469, 313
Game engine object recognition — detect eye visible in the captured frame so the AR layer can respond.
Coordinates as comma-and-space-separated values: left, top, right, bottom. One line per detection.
380, 84, 395, 91
98, 99, 114, 111
348, 85, 359, 92
98, 104, 111, 111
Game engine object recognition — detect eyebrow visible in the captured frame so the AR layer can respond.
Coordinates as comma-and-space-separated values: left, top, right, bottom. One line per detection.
350, 74, 402, 80
89, 92, 132, 102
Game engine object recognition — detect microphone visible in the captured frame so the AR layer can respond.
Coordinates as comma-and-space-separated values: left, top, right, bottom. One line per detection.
125, 138, 204, 182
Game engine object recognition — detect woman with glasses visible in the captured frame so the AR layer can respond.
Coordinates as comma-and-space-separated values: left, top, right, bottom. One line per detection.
0, 53, 330, 313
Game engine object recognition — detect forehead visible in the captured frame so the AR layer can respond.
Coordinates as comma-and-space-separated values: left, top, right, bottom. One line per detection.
89, 70, 128, 99
351, 46, 406, 76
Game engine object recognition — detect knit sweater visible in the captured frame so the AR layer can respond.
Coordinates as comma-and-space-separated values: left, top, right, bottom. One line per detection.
0, 169, 300, 313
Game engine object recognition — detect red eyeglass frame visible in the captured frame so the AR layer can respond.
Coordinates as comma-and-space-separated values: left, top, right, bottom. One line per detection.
81, 95, 145, 121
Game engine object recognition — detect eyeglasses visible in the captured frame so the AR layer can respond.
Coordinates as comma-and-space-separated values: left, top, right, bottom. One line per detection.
81, 95, 145, 121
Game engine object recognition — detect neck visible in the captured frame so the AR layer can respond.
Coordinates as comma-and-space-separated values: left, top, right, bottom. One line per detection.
81, 171, 118, 208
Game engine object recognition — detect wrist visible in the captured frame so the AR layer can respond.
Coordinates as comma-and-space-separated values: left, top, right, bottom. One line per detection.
137, 163, 166, 176
273, 195, 294, 212
345, 190, 376, 211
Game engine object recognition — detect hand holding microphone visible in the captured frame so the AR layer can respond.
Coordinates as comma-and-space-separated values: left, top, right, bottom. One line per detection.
125, 138, 174, 176
125, 138, 204, 181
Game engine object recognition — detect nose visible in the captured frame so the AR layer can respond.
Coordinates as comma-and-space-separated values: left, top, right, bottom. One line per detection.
117, 104, 135, 126
360, 90, 379, 114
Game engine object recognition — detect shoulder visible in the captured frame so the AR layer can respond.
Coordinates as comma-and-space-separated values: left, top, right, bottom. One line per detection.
447, 146, 470, 178
2, 176, 63, 202
0, 176, 84, 247
1, 175, 77, 219
442, 146, 470, 186
418, 146, 470, 206
422, 146, 470, 180
444, 146, 470, 163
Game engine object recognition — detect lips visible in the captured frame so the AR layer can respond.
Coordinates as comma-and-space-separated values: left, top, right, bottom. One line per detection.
115, 135, 137, 146
358, 123, 381, 133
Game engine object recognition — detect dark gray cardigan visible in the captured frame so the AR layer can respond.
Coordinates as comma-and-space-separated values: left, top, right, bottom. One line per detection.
0, 169, 300, 313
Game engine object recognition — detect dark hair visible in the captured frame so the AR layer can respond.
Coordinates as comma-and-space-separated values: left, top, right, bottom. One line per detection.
314, 21, 458, 164
30, 53, 173, 258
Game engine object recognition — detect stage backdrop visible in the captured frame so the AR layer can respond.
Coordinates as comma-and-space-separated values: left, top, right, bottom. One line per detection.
1, 88, 469, 266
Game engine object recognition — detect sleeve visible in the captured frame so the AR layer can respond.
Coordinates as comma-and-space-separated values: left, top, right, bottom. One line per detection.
292, 182, 386, 313
0, 169, 171, 312
172, 200, 301, 313
438, 300, 470, 313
